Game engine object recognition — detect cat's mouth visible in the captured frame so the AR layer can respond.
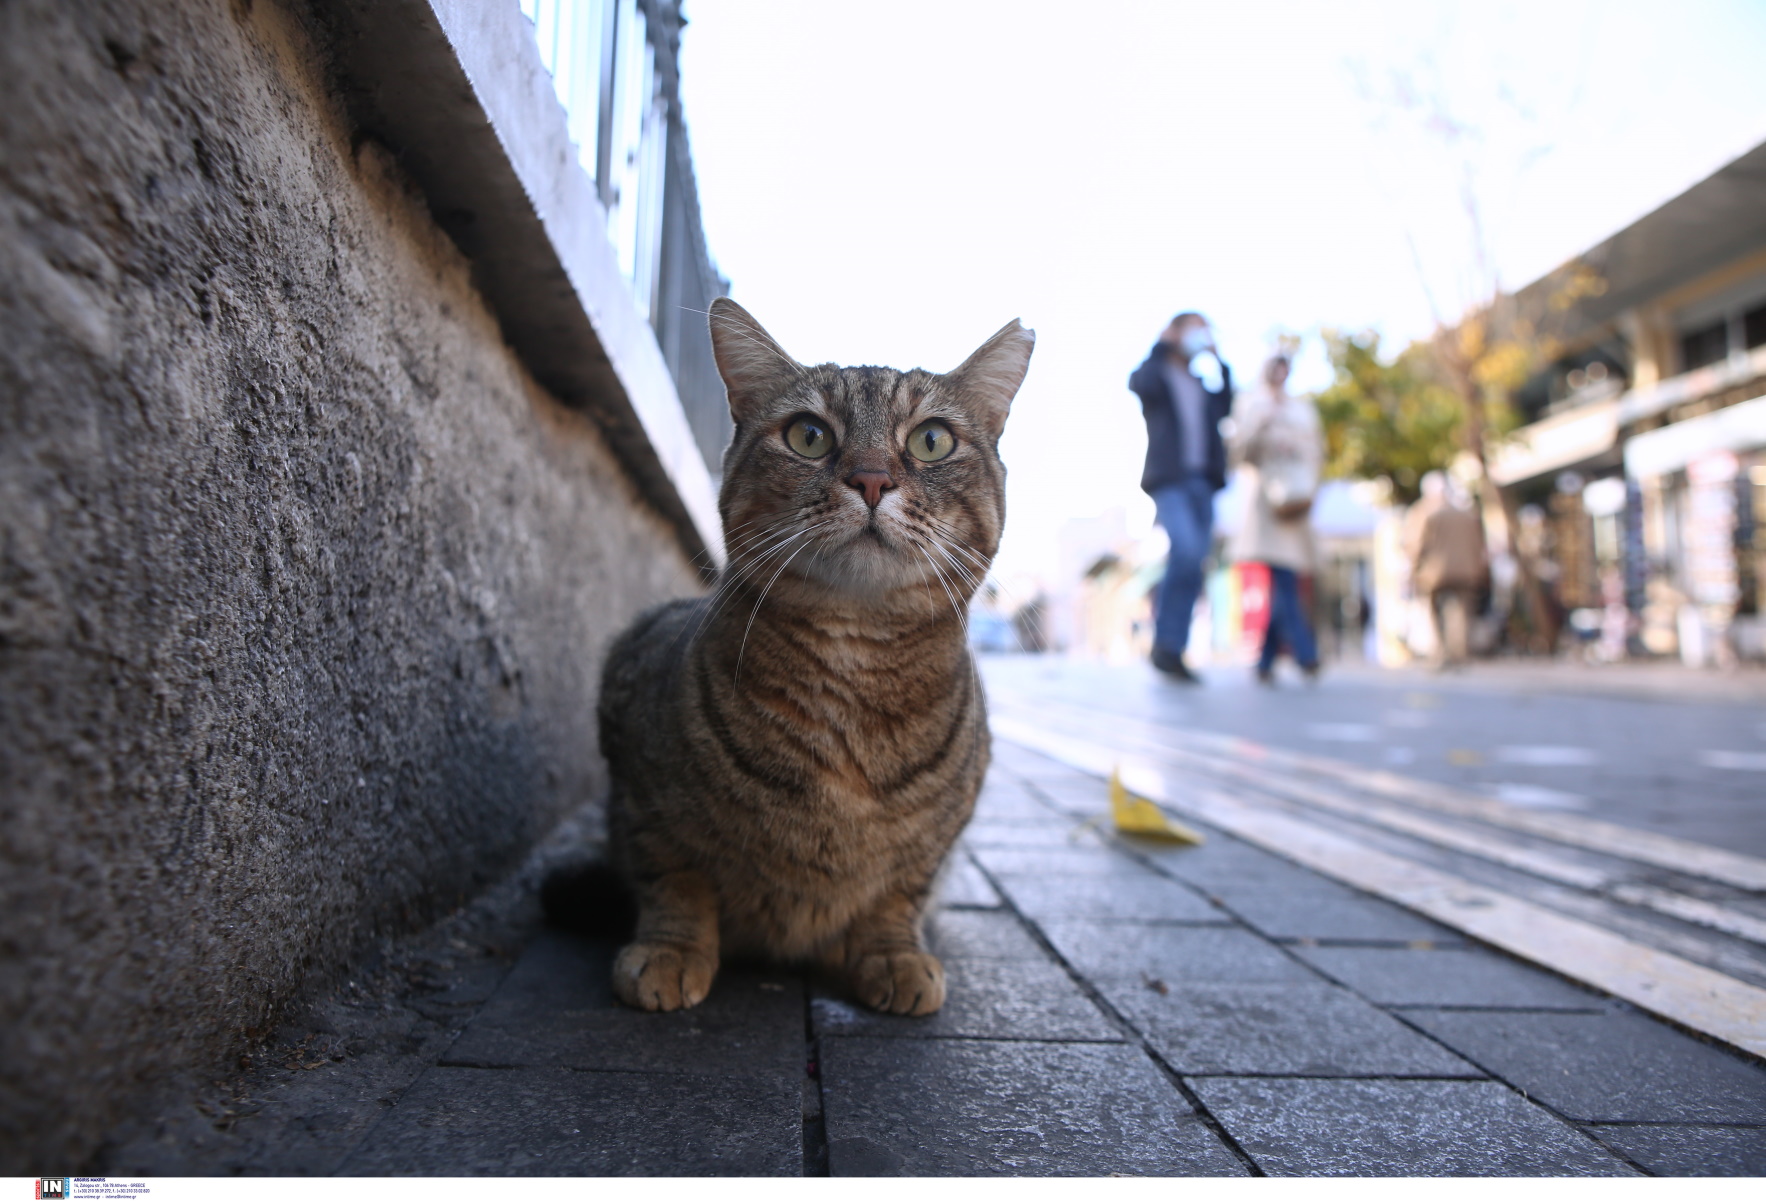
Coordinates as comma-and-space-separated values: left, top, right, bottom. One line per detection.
795, 508, 954, 596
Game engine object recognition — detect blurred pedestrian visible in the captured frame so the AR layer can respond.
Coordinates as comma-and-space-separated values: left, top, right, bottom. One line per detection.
1228, 353, 1322, 684
1405, 472, 1487, 669
1129, 312, 1233, 683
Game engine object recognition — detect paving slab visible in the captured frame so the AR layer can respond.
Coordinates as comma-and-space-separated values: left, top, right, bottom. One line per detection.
924, 909, 1049, 961
819, 1036, 1245, 1176
1036, 921, 1318, 985
1194, 875, 1458, 943
1105, 980, 1481, 1077
442, 930, 803, 1079
1587, 1124, 1766, 1176
1291, 945, 1608, 1010
1405, 1009, 1766, 1122
986, 746, 1085, 787
102, 1001, 461, 1177
1191, 1077, 1634, 1176
970, 782, 1066, 823
993, 870, 1226, 923
1127, 830, 1305, 887
340, 1065, 800, 1175
812, 956, 1120, 1043
1012, 778, 1112, 819
972, 846, 1161, 879
962, 822, 1108, 849
935, 853, 1002, 909
406, 955, 521, 1022
1128, 834, 1456, 941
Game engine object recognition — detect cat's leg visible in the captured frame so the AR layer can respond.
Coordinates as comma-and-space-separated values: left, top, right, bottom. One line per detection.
612, 870, 721, 1012
843, 892, 944, 1016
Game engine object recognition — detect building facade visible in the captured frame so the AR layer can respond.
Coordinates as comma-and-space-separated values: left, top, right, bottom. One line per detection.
1491, 140, 1766, 664
521, 0, 733, 478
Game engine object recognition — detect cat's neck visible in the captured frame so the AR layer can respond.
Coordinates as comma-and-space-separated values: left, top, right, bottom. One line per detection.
708, 577, 972, 672
761, 582, 964, 632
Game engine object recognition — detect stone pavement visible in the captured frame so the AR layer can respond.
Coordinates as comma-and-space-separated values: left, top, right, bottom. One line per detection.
102, 729, 1766, 1176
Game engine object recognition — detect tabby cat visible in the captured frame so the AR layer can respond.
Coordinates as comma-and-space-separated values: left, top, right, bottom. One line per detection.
597, 297, 1033, 1015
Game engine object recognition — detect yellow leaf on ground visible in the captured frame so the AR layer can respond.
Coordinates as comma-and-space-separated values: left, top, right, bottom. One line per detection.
1110, 767, 1204, 845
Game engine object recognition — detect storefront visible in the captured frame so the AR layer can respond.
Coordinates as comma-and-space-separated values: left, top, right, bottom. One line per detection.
1624, 392, 1766, 663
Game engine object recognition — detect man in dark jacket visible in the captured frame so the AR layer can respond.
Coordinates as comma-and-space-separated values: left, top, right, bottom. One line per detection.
1129, 312, 1233, 682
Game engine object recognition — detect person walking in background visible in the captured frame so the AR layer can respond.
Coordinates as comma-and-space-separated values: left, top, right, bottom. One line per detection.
1405, 471, 1488, 669
1129, 312, 1233, 683
1229, 353, 1322, 684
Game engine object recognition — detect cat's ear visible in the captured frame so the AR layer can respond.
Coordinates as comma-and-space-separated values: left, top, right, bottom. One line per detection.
708, 297, 801, 422
947, 319, 1035, 435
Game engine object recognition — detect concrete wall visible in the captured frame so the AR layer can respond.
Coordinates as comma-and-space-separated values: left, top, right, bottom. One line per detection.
0, 0, 700, 1164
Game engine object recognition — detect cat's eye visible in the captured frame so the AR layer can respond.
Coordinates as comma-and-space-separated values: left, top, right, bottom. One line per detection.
785, 415, 834, 459
906, 420, 956, 463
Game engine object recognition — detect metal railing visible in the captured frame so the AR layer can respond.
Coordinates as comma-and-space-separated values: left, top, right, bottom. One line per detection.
520, 0, 732, 479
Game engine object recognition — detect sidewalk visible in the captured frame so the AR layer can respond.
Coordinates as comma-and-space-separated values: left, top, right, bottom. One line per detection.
1331, 657, 1766, 706
102, 738, 1766, 1176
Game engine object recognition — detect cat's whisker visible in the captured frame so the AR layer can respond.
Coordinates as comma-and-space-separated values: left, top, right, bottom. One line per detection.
703, 518, 835, 622
694, 524, 823, 634
913, 542, 969, 637
911, 550, 946, 623
733, 538, 818, 684
922, 533, 984, 597
920, 521, 1021, 612
683, 511, 791, 572
719, 513, 823, 576
716, 528, 799, 578
716, 514, 778, 547
722, 511, 805, 555
727, 517, 834, 579
668, 518, 824, 656
915, 545, 982, 698
702, 311, 805, 379
918, 547, 974, 596
912, 513, 998, 578
916, 514, 998, 576
919, 541, 987, 695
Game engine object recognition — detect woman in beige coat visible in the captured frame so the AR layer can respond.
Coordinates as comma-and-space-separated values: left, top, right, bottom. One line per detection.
1229, 354, 1323, 682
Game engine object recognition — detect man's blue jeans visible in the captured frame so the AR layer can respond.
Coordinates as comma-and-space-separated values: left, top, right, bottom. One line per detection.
1259, 564, 1319, 672
1152, 478, 1215, 658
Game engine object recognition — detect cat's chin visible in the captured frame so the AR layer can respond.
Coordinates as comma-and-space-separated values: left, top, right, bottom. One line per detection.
790, 532, 972, 607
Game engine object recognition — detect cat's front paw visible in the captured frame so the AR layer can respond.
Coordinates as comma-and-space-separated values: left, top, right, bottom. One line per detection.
850, 950, 945, 1016
612, 940, 718, 1011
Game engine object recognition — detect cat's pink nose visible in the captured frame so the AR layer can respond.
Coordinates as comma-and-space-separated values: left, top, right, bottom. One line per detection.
846, 470, 895, 509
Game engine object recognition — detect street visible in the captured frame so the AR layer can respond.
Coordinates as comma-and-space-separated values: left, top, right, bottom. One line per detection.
986, 655, 1766, 858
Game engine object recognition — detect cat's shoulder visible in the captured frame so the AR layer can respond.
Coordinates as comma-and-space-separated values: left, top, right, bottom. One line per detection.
601, 596, 705, 695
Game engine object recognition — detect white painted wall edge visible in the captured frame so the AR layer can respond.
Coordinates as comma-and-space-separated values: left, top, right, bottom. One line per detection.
427, 0, 724, 563
1625, 393, 1766, 479
1617, 344, 1766, 428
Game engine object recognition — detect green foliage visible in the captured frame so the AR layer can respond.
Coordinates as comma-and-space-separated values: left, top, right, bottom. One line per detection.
1312, 331, 1465, 505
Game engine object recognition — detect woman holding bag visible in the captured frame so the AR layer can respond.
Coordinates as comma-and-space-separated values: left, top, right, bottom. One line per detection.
1229, 353, 1323, 683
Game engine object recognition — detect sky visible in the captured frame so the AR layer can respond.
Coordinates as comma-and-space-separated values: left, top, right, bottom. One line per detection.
676, 0, 1766, 586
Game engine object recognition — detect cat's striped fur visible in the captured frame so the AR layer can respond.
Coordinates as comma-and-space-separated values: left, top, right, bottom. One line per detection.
597, 298, 1033, 1014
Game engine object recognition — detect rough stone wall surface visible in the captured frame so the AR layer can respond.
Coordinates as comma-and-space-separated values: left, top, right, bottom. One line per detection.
0, 0, 699, 1164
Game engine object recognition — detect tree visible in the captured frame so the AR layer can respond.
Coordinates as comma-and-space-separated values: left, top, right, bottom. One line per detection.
1313, 329, 1465, 504
1335, 48, 1611, 652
